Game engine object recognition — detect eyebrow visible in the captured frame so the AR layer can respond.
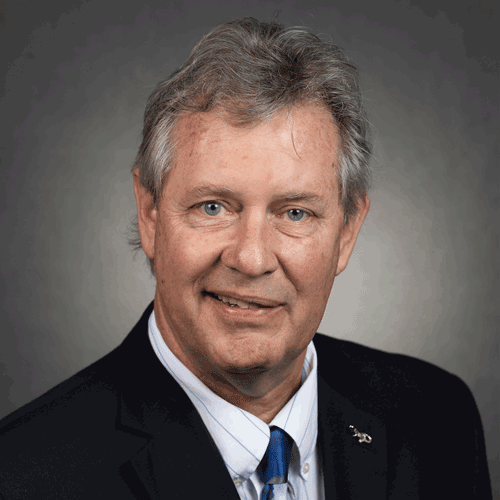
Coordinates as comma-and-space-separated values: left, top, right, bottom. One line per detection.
185, 184, 236, 199
283, 191, 325, 203
184, 184, 328, 207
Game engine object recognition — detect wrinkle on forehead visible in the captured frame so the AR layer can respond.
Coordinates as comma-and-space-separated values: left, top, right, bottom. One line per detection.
172, 104, 339, 170
174, 103, 339, 152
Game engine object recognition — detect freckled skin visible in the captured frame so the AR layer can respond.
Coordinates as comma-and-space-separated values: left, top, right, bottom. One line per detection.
134, 104, 369, 422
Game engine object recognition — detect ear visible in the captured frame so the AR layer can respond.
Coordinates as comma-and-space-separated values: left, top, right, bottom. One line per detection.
133, 169, 157, 261
336, 195, 370, 276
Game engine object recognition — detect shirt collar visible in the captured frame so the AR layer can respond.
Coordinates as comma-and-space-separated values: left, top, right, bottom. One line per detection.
148, 310, 318, 481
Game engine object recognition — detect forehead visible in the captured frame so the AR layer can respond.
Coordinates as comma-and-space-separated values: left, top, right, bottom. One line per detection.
169, 104, 341, 197
173, 104, 339, 160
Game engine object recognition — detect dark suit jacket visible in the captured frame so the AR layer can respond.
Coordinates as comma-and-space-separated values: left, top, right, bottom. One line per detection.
0, 303, 492, 499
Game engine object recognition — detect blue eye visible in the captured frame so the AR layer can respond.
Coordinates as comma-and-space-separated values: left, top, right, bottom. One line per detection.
287, 209, 307, 221
203, 202, 222, 216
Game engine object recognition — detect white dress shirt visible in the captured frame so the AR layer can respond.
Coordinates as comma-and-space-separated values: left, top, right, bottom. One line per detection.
149, 311, 325, 499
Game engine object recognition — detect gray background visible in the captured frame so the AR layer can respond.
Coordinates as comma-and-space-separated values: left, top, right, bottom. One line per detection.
1, 0, 498, 494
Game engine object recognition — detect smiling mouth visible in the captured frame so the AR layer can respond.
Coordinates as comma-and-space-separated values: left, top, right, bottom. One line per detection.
203, 292, 275, 310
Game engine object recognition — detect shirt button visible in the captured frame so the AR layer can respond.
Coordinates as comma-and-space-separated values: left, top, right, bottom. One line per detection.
233, 478, 243, 488
302, 463, 310, 474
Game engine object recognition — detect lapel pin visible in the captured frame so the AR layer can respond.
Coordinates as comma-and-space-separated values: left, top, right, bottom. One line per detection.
348, 425, 372, 444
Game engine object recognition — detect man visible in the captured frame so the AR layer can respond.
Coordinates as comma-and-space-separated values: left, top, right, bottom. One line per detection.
0, 17, 492, 499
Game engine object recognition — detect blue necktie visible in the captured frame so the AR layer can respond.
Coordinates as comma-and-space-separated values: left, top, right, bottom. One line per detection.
257, 426, 293, 500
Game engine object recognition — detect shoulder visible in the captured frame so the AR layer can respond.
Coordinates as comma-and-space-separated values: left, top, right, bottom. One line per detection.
313, 331, 460, 383
0, 346, 122, 438
313, 333, 476, 419
0, 303, 154, 436
0, 347, 126, 498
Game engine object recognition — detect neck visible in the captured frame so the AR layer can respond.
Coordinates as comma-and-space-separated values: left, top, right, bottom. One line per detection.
195, 352, 306, 424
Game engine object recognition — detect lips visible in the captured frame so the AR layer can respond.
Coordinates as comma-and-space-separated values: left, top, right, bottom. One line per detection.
203, 291, 282, 309
214, 294, 262, 309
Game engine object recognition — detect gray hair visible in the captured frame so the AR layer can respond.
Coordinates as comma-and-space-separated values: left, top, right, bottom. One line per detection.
132, 17, 372, 274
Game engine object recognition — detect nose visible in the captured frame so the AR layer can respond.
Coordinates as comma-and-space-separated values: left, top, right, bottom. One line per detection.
221, 210, 279, 278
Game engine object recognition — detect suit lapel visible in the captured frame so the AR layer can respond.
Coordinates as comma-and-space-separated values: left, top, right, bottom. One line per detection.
316, 343, 388, 499
112, 304, 239, 499
124, 398, 239, 499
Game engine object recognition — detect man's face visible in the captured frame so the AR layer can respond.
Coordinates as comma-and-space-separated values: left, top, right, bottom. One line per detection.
135, 104, 368, 393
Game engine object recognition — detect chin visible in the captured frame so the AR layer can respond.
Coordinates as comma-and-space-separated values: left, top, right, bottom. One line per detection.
217, 333, 285, 365
216, 340, 300, 379
216, 352, 274, 374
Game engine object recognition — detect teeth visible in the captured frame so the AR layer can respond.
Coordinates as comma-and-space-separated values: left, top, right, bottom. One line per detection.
216, 294, 260, 309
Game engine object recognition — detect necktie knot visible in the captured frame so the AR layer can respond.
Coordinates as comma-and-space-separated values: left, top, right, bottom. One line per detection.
257, 426, 293, 499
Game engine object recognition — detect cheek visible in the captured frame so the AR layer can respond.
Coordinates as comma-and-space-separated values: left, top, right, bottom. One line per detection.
155, 220, 224, 285
282, 234, 338, 292
302, 252, 337, 326
280, 233, 339, 335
